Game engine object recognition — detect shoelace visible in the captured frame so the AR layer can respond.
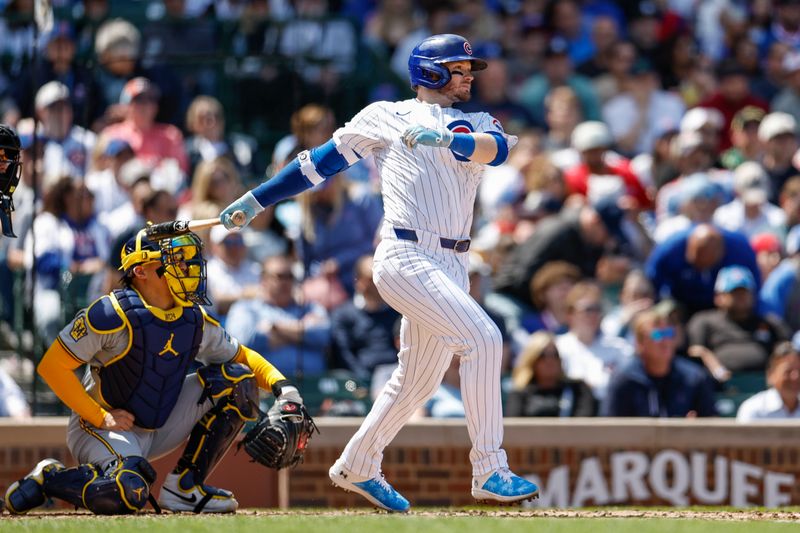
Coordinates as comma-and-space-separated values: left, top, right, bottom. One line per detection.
496, 468, 514, 484
374, 473, 393, 493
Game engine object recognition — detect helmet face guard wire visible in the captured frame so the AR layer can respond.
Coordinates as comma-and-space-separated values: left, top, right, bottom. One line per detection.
0, 127, 22, 238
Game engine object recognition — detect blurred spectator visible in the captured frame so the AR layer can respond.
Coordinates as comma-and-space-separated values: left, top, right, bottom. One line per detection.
506, 331, 597, 417
390, 1, 456, 82
687, 265, 790, 379
601, 269, 655, 342
645, 224, 760, 318
99, 162, 152, 240
541, 86, 583, 156
679, 106, 725, 155
591, 40, 636, 104
758, 112, 800, 202
206, 225, 261, 317
555, 281, 634, 402
760, 225, 800, 331
602, 308, 718, 417
544, 0, 594, 65
468, 252, 515, 370
575, 15, 620, 78
517, 36, 601, 126
182, 157, 242, 222
520, 260, 582, 335
416, 355, 464, 418
626, 0, 662, 66
330, 255, 400, 381
654, 173, 723, 243
296, 174, 383, 299
602, 59, 684, 157
713, 162, 786, 238
11, 21, 102, 128
737, 339, 800, 421
697, 60, 769, 150
184, 96, 257, 181
102, 77, 189, 186
241, 206, 291, 264
629, 129, 679, 194
751, 232, 784, 281
33, 81, 96, 183
564, 120, 650, 208
755, 0, 800, 58
363, 0, 423, 58
85, 138, 135, 215
0, 365, 29, 418
772, 50, 800, 125
73, 0, 112, 61
0, 0, 36, 73
494, 200, 623, 307
92, 19, 183, 126
720, 106, 766, 170
23, 178, 109, 343
272, 103, 336, 173
751, 41, 790, 104
459, 53, 537, 133
778, 175, 800, 230
226, 255, 331, 377
262, 0, 358, 95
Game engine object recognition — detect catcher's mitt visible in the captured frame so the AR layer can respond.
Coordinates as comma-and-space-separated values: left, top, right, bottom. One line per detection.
240, 399, 319, 470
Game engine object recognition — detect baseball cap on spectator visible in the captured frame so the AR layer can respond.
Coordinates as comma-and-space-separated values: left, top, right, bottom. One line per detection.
714, 265, 756, 293
758, 112, 797, 142
731, 106, 765, 132
35, 81, 70, 110
783, 50, 800, 75
679, 173, 719, 205
680, 107, 724, 134
120, 77, 160, 105
571, 121, 613, 152
750, 232, 782, 255
785, 225, 800, 256
544, 36, 570, 58
632, 0, 660, 19
592, 195, 625, 242
733, 161, 769, 205
95, 18, 141, 59
715, 59, 748, 80
118, 158, 151, 187
40, 21, 74, 50
103, 139, 133, 158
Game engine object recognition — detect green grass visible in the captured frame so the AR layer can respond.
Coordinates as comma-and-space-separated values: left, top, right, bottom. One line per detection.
2, 511, 800, 533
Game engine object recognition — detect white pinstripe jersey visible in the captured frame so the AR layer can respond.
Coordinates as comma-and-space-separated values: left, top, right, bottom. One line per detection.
332, 98, 516, 239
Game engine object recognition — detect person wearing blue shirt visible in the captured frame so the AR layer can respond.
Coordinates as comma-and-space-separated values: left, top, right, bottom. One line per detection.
225, 255, 331, 378
645, 224, 760, 318
602, 308, 718, 417
760, 227, 800, 331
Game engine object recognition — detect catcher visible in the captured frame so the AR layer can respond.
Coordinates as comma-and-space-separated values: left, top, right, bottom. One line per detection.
4, 229, 317, 514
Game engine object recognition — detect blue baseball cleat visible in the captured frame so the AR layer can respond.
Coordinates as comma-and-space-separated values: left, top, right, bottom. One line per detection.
329, 461, 410, 512
471, 468, 539, 504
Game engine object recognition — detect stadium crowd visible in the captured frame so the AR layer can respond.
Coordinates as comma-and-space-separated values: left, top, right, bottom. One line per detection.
1, 0, 800, 423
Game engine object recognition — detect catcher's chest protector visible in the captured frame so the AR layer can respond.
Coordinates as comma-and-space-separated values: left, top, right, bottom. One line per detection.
98, 289, 203, 429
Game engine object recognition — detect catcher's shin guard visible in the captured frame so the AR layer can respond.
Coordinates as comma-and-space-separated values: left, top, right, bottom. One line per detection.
7, 456, 156, 515
164, 363, 257, 512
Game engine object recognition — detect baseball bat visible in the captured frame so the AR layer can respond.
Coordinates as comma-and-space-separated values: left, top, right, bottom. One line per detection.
145, 210, 246, 240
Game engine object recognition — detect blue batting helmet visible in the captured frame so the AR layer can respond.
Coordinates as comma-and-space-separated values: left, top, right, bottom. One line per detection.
408, 34, 487, 90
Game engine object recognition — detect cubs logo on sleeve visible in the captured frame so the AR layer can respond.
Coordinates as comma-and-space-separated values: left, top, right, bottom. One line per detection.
491, 118, 504, 132
446, 120, 474, 162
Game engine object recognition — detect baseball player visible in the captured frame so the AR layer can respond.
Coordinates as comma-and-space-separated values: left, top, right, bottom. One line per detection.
0, 124, 22, 237
220, 34, 539, 512
4, 229, 306, 514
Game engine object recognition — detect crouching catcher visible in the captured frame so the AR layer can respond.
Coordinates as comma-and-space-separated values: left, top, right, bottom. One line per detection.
4, 229, 316, 514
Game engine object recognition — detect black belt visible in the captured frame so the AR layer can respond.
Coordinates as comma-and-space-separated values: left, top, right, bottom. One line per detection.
393, 228, 471, 253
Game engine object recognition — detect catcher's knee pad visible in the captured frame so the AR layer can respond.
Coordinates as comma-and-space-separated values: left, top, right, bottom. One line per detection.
42, 456, 156, 515
176, 363, 258, 483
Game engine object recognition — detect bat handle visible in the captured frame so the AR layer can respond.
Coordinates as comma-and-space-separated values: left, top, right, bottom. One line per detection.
230, 210, 246, 228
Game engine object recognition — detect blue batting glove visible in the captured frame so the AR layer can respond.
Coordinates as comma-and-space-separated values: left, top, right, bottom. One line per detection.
219, 191, 265, 230
401, 125, 454, 149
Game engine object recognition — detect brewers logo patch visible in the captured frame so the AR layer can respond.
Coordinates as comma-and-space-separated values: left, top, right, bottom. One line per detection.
70, 316, 88, 342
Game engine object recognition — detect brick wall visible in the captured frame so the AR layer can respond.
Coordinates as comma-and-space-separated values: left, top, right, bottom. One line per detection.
2, 418, 798, 509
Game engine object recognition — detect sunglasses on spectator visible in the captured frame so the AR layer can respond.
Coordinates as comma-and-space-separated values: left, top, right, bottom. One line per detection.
574, 304, 603, 314
649, 327, 675, 342
267, 271, 294, 281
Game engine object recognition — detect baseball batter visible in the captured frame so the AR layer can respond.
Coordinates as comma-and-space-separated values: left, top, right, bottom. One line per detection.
4, 230, 307, 514
221, 33, 539, 512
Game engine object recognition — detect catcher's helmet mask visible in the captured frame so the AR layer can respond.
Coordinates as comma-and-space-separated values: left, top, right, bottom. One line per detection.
0, 124, 22, 237
408, 34, 487, 90
120, 229, 211, 306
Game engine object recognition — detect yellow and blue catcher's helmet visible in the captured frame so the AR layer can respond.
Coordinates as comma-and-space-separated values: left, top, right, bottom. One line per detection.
120, 229, 210, 307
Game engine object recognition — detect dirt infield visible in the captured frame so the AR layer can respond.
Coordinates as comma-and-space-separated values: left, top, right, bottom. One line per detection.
4, 508, 800, 522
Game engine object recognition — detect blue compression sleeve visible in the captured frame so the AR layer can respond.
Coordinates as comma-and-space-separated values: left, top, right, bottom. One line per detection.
449, 133, 475, 158
487, 131, 509, 166
251, 140, 352, 207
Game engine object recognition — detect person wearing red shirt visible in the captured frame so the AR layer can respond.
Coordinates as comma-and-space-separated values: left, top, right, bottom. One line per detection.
564, 120, 651, 209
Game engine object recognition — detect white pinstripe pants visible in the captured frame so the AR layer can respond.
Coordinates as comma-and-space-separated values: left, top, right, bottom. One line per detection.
337, 229, 508, 477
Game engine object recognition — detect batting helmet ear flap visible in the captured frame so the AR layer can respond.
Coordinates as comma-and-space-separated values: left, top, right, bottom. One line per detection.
408, 57, 452, 90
